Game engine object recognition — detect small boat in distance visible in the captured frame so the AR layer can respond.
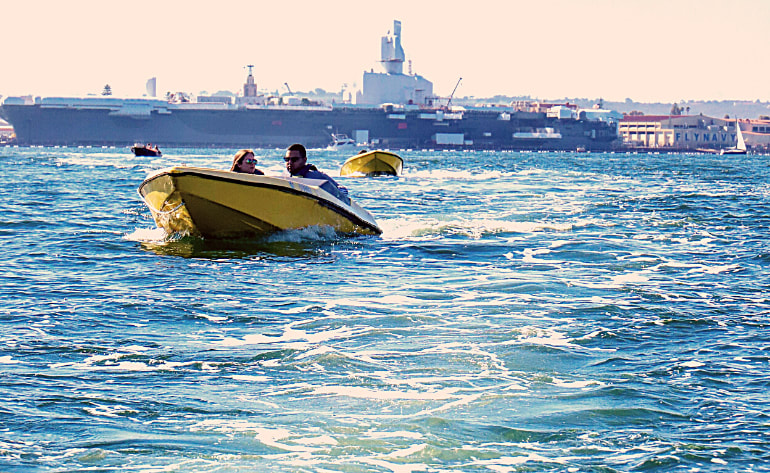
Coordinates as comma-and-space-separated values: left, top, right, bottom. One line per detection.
138, 166, 381, 239
327, 133, 365, 151
721, 120, 748, 155
131, 143, 162, 157
340, 150, 404, 177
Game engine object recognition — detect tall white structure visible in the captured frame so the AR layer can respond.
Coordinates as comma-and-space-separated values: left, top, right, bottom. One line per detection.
356, 20, 433, 105
381, 20, 405, 74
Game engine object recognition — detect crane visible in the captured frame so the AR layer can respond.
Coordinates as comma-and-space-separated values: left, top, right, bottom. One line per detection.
284, 82, 293, 95
446, 77, 462, 108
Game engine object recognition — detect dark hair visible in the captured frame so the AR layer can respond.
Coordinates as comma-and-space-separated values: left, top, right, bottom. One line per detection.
287, 143, 306, 159
230, 149, 255, 172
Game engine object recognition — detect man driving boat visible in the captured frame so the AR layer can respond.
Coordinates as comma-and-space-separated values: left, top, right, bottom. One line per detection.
284, 143, 349, 204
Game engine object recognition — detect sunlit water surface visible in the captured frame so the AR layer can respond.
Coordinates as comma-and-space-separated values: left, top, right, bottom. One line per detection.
1, 146, 769, 472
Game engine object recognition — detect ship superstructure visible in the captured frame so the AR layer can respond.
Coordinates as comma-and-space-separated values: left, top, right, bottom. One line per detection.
356, 20, 433, 106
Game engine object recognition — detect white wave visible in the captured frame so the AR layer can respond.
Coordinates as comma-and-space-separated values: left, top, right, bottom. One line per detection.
686, 264, 740, 274
373, 371, 526, 393
550, 377, 605, 389
548, 239, 576, 249
408, 393, 484, 418
363, 430, 425, 440
0, 356, 21, 364
231, 375, 271, 382
618, 253, 659, 262
55, 155, 142, 169
521, 247, 561, 264
265, 225, 339, 242
124, 224, 346, 245
500, 326, 588, 351
124, 227, 168, 243
379, 217, 573, 240
350, 457, 429, 473
219, 325, 364, 347
405, 168, 515, 180
656, 261, 702, 269
320, 294, 443, 313
611, 272, 650, 284
589, 296, 618, 306
247, 427, 335, 454
83, 404, 137, 418
194, 312, 229, 322
295, 346, 335, 360
474, 453, 568, 469
51, 346, 220, 373
311, 385, 459, 401
649, 261, 741, 275
83, 359, 218, 372
302, 435, 338, 445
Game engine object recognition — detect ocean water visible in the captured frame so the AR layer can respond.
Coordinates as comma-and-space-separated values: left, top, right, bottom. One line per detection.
1, 146, 769, 472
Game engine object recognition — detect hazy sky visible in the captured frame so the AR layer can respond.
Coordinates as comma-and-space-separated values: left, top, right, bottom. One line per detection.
3, 0, 769, 103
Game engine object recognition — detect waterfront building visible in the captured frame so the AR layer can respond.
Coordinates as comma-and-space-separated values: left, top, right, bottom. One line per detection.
742, 119, 770, 151
619, 115, 742, 151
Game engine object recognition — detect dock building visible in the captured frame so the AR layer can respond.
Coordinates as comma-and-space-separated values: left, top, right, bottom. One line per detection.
619, 115, 748, 151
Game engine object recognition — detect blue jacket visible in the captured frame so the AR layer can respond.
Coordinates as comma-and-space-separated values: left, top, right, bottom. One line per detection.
291, 164, 350, 204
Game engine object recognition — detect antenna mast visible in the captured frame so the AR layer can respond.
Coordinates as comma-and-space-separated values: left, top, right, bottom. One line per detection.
243, 65, 257, 97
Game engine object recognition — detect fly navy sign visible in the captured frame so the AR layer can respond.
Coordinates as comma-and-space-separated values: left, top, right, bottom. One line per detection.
675, 132, 737, 144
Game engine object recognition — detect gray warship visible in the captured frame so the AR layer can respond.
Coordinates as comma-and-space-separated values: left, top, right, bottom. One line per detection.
0, 21, 619, 150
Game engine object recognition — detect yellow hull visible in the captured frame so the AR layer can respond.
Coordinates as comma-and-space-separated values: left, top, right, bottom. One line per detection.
138, 167, 381, 238
339, 150, 403, 177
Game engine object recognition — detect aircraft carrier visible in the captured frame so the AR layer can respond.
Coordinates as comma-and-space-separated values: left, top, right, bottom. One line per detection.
0, 21, 619, 151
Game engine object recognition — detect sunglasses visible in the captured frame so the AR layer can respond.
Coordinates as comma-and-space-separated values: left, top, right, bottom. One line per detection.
283, 156, 302, 162
243, 158, 257, 165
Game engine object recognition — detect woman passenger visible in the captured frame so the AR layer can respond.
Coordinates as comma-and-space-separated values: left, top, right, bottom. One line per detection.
230, 149, 264, 175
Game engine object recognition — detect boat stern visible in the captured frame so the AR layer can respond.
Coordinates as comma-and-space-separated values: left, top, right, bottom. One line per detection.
340, 150, 403, 177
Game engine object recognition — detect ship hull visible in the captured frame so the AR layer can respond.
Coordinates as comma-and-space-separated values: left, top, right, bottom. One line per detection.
0, 101, 618, 151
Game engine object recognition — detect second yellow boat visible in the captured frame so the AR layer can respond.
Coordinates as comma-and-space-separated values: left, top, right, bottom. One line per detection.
339, 150, 403, 177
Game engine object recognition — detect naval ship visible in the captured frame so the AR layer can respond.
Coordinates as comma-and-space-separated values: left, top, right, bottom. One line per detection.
0, 21, 619, 151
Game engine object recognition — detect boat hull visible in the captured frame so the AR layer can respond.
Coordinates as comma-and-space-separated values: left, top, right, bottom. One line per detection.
131, 146, 162, 157
0, 101, 619, 151
340, 150, 403, 176
138, 167, 382, 238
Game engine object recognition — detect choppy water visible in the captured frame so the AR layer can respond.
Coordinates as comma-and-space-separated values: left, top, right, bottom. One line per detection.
1, 146, 769, 472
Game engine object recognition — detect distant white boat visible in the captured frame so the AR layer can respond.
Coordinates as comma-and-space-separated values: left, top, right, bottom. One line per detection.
721, 120, 748, 155
327, 133, 364, 151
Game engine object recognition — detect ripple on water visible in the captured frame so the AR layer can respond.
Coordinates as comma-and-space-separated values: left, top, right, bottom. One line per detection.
2, 149, 770, 471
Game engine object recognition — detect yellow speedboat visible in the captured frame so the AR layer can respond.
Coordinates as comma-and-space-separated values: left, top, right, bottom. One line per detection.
339, 150, 403, 177
138, 166, 381, 238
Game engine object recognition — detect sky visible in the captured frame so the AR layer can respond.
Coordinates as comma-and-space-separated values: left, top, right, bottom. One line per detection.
2, 0, 769, 103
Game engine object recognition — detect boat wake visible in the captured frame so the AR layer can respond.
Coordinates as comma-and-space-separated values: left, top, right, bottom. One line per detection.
125, 224, 374, 259
127, 224, 365, 244
265, 225, 343, 243
124, 227, 173, 243
379, 216, 576, 240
